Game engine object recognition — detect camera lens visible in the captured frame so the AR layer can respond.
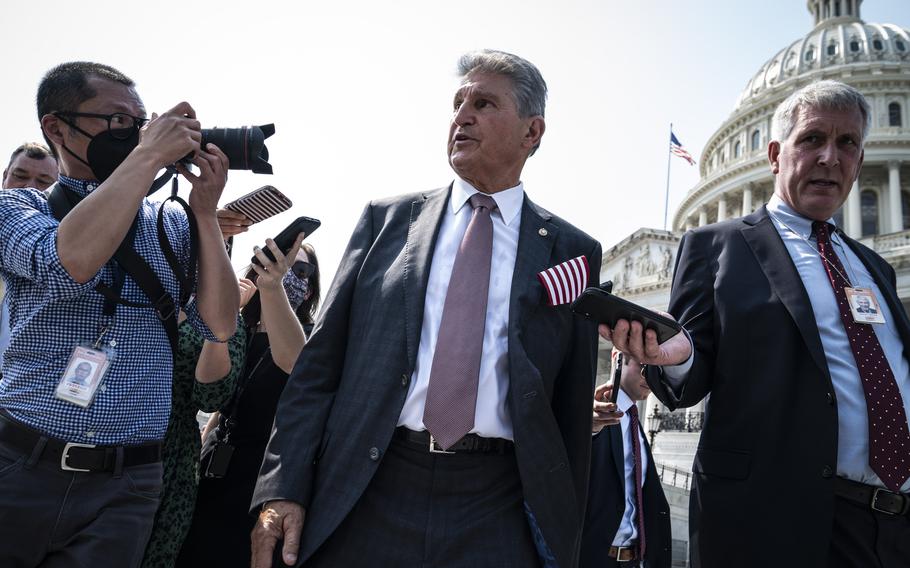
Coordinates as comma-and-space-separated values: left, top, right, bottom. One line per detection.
200, 124, 275, 174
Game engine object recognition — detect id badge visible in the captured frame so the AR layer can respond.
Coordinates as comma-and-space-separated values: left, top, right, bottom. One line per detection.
54, 345, 113, 408
845, 287, 886, 325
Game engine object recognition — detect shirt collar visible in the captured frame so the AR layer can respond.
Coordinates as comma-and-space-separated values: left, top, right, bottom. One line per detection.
58, 175, 101, 197
767, 193, 838, 241
616, 386, 635, 413
451, 177, 524, 226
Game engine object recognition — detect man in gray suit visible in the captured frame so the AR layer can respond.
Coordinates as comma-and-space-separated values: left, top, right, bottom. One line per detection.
250, 50, 602, 568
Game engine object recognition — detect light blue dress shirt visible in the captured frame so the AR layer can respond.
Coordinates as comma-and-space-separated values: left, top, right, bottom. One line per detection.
767, 194, 910, 491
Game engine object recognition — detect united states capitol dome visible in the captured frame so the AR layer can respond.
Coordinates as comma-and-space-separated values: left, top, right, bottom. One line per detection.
673, 0, 910, 252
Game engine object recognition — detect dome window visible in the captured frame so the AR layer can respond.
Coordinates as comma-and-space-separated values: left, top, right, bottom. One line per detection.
861, 190, 879, 237
734, 141, 742, 158
805, 45, 816, 62
849, 39, 861, 52
897, 40, 907, 53
890, 103, 903, 127
751, 130, 761, 151
827, 42, 838, 57
872, 38, 884, 51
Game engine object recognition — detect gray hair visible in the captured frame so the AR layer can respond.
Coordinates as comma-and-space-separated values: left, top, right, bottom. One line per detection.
457, 50, 547, 154
771, 80, 870, 144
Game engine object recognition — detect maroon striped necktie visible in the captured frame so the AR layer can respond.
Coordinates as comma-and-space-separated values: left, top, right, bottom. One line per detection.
627, 404, 647, 559
813, 221, 910, 491
423, 193, 497, 450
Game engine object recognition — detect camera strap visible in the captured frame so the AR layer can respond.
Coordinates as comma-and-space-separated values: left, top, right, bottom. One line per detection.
155, 172, 199, 308
47, 182, 179, 356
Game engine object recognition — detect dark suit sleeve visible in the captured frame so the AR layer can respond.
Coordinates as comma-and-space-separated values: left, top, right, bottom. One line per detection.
551, 240, 602, 514
251, 202, 376, 511
646, 230, 716, 410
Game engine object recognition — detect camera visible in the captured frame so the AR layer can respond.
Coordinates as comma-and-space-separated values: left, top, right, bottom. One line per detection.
184, 123, 275, 174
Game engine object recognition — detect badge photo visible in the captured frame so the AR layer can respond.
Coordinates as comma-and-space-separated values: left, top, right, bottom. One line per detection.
845, 287, 886, 325
55, 346, 110, 408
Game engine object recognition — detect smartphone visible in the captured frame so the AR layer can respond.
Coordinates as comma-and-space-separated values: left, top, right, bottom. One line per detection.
224, 185, 292, 224
571, 287, 682, 344
251, 216, 321, 266
610, 352, 623, 404
203, 441, 235, 478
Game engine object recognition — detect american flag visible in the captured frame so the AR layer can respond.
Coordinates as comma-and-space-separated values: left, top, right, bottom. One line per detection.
670, 132, 696, 166
537, 255, 589, 306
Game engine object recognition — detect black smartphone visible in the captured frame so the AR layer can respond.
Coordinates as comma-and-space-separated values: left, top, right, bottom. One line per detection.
571, 287, 682, 344
251, 216, 321, 266
610, 352, 623, 404
203, 441, 235, 478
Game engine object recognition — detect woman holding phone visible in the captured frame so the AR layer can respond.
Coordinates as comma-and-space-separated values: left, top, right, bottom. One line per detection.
176, 227, 321, 567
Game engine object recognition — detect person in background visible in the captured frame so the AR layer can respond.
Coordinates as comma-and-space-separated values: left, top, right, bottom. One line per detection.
581, 350, 671, 568
177, 235, 320, 567
1, 142, 58, 191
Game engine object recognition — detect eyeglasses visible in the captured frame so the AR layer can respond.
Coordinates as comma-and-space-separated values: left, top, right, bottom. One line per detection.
54, 111, 149, 140
291, 260, 316, 280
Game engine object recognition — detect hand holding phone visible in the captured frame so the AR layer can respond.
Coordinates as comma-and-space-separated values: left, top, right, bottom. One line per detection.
251, 216, 321, 266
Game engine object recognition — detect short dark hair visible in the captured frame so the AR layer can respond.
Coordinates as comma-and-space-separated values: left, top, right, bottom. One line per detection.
36, 61, 135, 156
8, 142, 55, 169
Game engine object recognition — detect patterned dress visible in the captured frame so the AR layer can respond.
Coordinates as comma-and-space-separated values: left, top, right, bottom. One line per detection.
141, 320, 247, 568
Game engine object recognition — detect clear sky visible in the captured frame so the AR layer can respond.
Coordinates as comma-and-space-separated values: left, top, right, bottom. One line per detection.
2, 0, 907, 287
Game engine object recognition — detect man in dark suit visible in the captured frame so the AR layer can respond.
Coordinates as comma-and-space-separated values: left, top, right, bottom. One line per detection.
250, 50, 601, 568
581, 350, 671, 568
606, 81, 910, 567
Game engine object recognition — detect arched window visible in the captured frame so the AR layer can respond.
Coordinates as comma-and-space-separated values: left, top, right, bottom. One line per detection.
734, 141, 742, 158
827, 42, 838, 57
805, 45, 816, 62
751, 130, 761, 151
872, 38, 884, 51
849, 38, 861, 53
897, 40, 907, 53
889, 102, 902, 127
902, 191, 910, 230
861, 190, 879, 236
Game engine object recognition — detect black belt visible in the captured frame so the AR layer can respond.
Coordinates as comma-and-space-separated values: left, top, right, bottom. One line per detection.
393, 427, 514, 454
0, 414, 161, 472
834, 476, 910, 516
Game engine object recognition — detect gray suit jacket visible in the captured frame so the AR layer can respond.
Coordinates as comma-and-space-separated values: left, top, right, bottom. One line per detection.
253, 186, 602, 567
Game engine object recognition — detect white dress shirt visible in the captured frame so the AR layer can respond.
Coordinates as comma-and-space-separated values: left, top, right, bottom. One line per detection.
611, 389, 649, 547
397, 177, 524, 440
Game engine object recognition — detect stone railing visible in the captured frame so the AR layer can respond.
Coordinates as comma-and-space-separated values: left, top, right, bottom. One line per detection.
657, 462, 692, 492
873, 230, 910, 254
660, 411, 704, 432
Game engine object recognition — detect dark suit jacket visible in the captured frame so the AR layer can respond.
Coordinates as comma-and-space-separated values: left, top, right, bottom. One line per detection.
252, 186, 602, 567
580, 418, 671, 568
646, 206, 910, 567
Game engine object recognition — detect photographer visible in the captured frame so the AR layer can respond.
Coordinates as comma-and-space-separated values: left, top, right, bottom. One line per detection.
0, 61, 238, 567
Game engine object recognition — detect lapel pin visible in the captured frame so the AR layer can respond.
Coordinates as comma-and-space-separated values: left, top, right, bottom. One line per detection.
538, 228, 548, 237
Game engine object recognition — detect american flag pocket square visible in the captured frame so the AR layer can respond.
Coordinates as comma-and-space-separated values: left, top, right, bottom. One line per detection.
537, 255, 589, 306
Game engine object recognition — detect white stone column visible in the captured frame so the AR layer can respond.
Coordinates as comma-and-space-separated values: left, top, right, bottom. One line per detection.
846, 180, 861, 237
889, 161, 903, 232
742, 186, 753, 215
698, 207, 708, 227
717, 199, 728, 222
685, 221, 694, 231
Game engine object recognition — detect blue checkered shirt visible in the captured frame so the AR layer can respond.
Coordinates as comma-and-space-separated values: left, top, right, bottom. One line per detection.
0, 175, 217, 445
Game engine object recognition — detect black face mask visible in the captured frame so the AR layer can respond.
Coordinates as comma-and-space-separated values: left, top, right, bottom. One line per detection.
54, 115, 139, 183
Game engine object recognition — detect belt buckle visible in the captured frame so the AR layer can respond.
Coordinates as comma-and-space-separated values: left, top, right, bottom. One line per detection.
428, 435, 454, 454
871, 487, 904, 515
613, 545, 633, 562
61, 442, 96, 472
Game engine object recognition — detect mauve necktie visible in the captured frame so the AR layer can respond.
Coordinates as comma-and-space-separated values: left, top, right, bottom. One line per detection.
627, 404, 647, 559
813, 221, 910, 491
423, 193, 497, 450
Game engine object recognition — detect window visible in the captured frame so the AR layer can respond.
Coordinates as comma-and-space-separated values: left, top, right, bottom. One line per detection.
897, 40, 907, 53
834, 0, 841, 17
850, 39, 860, 52
903, 191, 910, 229
861, 190, 879, 236
734, 141, 742, 158
890, 102, 903, 127
827, 42, 838, 56
805, 45, 816, 62
751, 130, 761, 151
873, 38, 884, 51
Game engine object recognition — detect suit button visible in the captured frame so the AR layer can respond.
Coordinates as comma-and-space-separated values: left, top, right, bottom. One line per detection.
369, 447, 381, 461
401, 374, 409, 387
827, 392, 835, 405
822, 466, 833, 478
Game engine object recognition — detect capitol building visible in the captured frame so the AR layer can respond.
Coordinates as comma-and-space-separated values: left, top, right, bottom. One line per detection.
598, 1, 910, 564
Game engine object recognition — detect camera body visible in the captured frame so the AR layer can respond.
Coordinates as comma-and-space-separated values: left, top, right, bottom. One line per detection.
183, 123, 275, 174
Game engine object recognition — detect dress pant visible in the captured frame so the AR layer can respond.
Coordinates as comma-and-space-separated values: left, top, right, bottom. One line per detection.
828, 492, 910, 567
306, 436, 540, 568
0, 437, 162, 567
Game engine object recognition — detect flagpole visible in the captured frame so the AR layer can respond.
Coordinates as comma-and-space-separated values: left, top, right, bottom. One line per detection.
663, 123, 672, 230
